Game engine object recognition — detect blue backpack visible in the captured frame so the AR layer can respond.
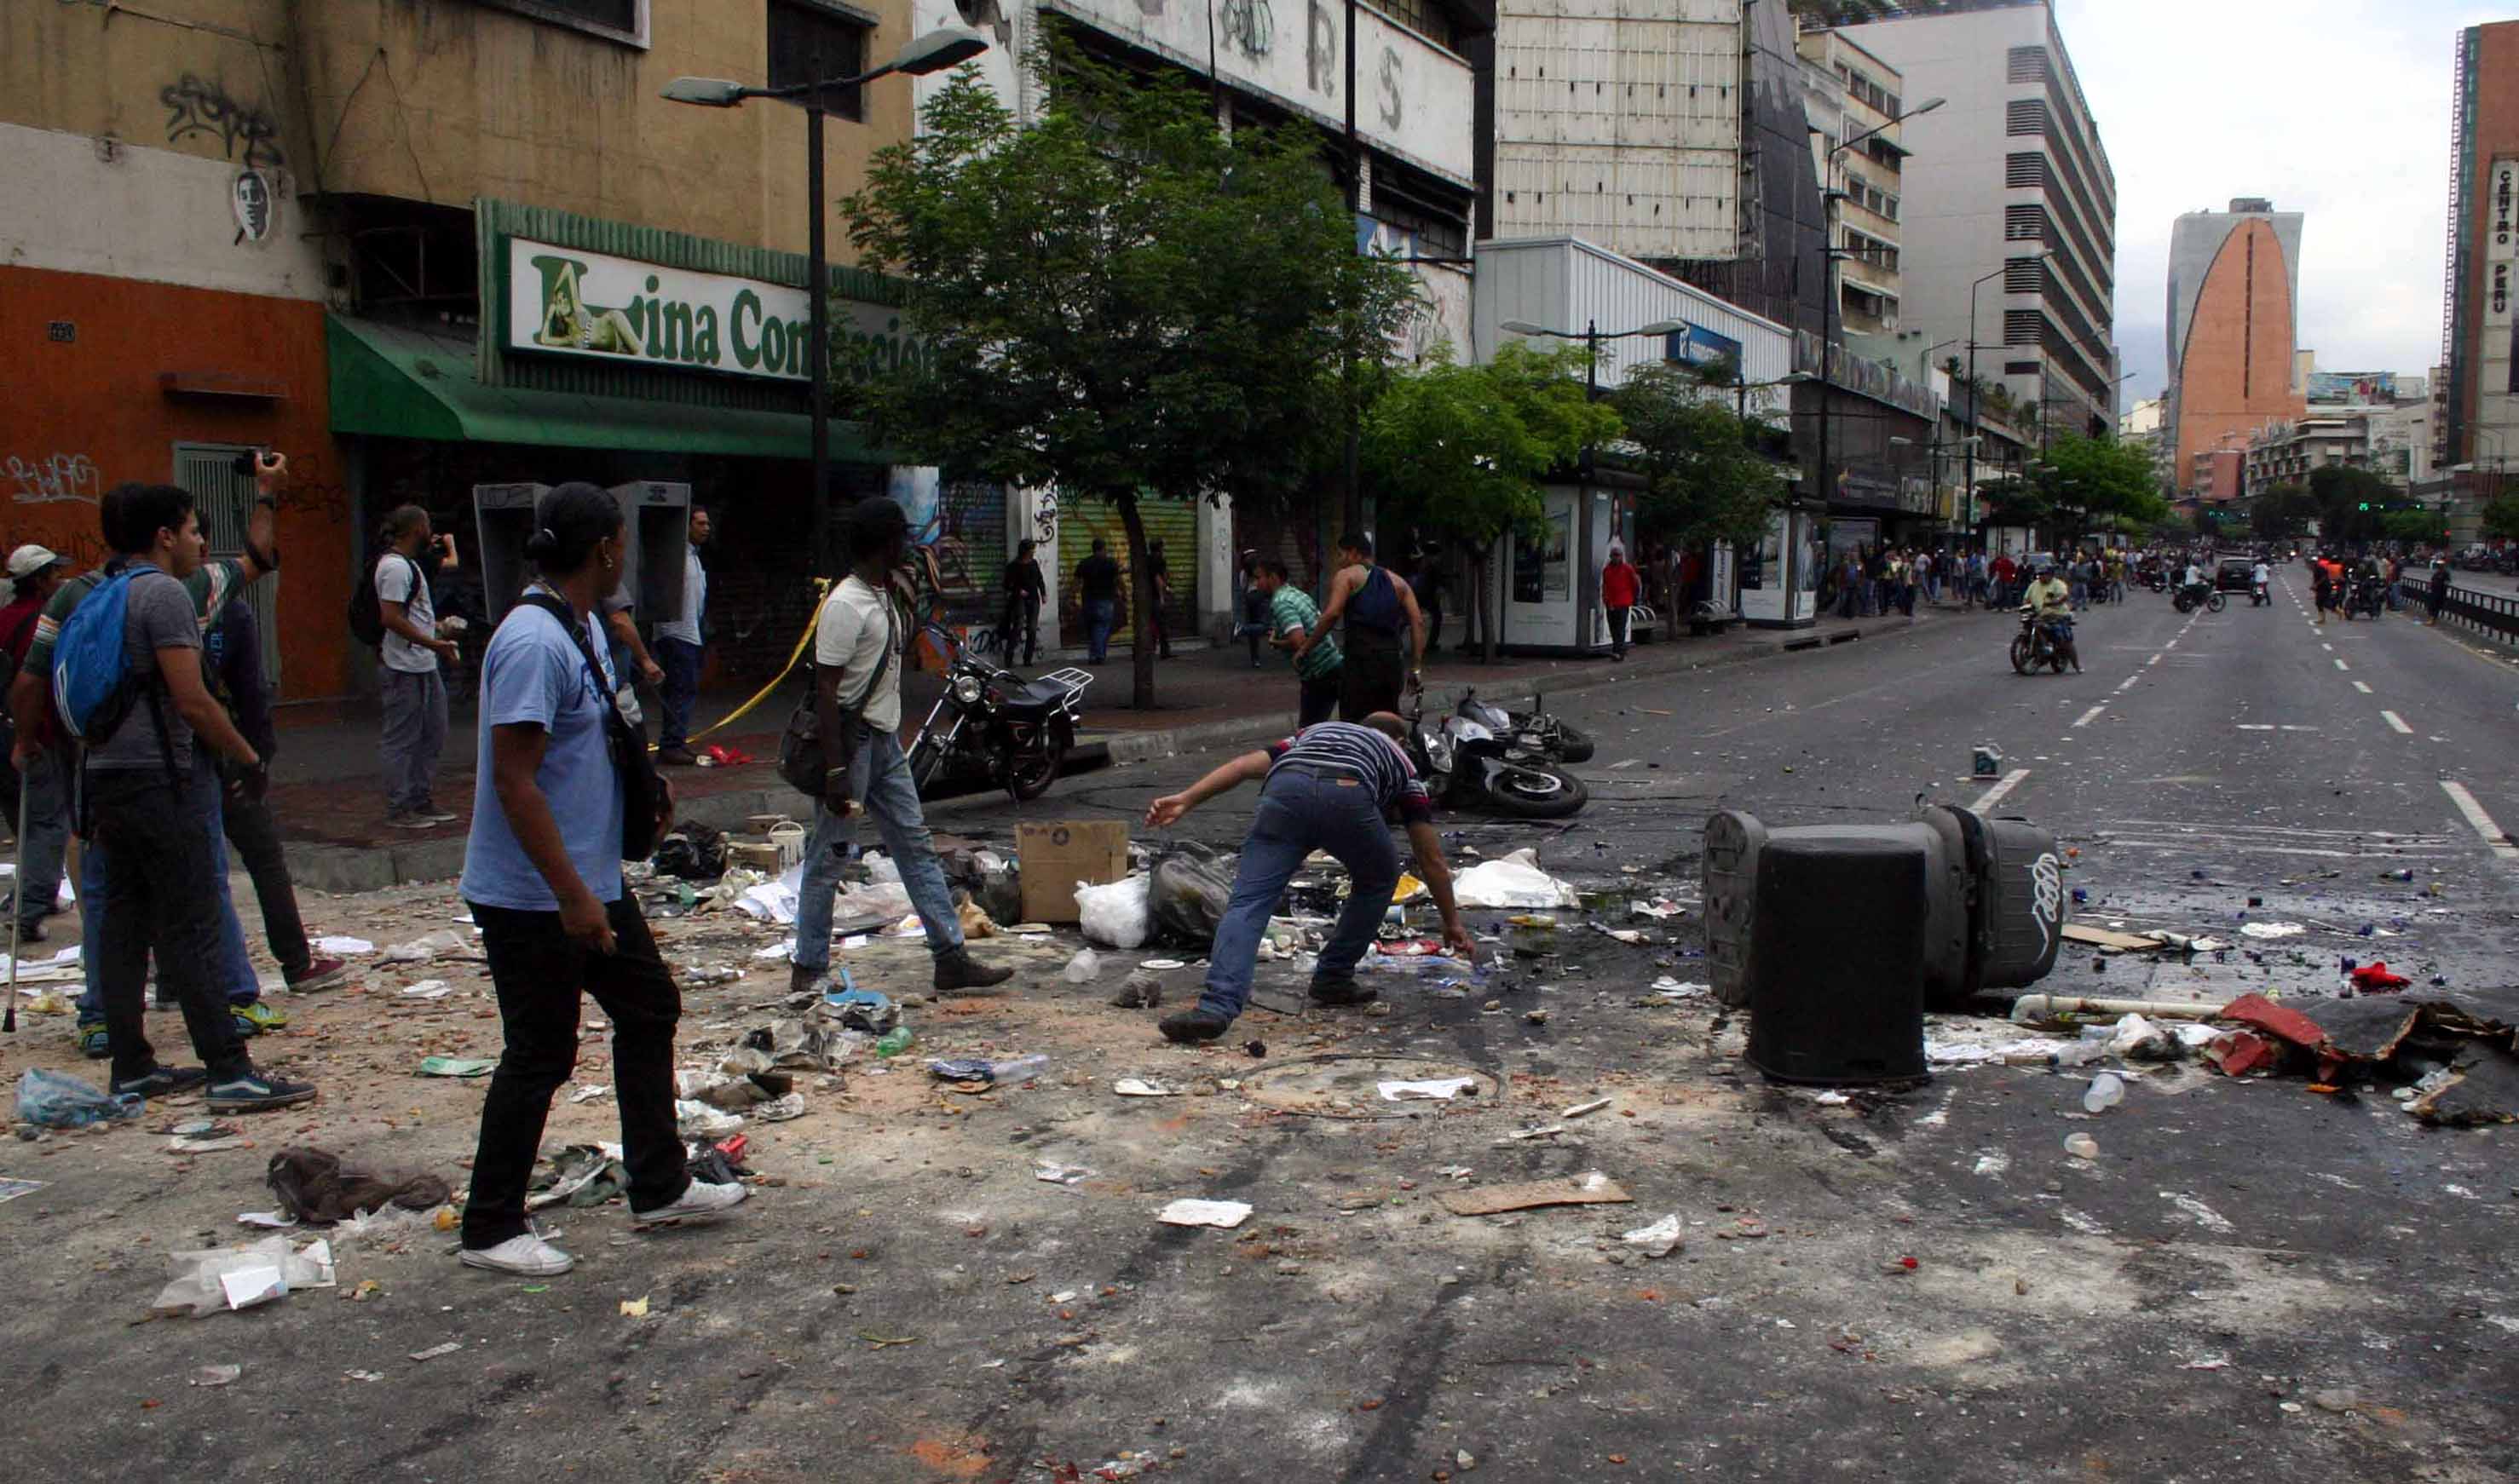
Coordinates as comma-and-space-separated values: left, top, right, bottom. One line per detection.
51, 567, 163, 754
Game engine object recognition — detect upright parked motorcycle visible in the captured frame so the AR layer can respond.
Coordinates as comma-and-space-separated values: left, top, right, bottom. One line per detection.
905, 628, 1092, 801
1407, 692, 1588, 819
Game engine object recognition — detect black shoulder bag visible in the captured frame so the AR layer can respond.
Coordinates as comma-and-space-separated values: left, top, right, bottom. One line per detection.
777, 593, 893, 802
517, 593, 664, 860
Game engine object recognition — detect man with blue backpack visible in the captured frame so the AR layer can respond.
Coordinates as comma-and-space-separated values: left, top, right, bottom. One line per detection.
10, 473, 316, 1111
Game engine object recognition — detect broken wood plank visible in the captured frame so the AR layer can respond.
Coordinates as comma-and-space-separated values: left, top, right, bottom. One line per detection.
1438, 1171, 1633, 1217
2061, 923, 2163, 952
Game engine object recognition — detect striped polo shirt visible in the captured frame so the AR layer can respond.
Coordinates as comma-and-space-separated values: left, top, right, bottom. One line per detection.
1265, 722, 1432, 824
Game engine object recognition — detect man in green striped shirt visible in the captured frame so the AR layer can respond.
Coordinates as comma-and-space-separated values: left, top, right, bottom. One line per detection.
1257, 560, 1342, 727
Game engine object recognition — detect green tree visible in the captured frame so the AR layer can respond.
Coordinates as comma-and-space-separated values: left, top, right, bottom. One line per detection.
2036, 434, 2168, 538
842, 49, 1418, 706
2381, 509, 2447, 545
2482, 493, 2519, 543
1610, 360, 1787, 555
2249, 482, 2318, 542
1362, 341, 1620, 663
2307, 464, 2395, 544
1975, 475, 2051, 532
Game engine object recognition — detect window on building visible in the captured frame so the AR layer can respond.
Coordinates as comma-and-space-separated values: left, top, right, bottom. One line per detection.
769, 0, 870, 119
1364, 0, 1461, 52
471, 0, 646, 45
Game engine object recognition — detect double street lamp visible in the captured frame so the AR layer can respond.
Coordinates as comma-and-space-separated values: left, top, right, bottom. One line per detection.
664, 26, 991, 576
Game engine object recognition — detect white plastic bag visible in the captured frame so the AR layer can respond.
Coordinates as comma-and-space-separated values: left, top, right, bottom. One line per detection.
1075, 874, 1151, 949
1062, 948, 1103, 983
1452, 856, 1581, 910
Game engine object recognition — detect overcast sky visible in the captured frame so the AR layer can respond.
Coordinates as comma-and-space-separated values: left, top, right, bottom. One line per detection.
2055, 0, 2505, 410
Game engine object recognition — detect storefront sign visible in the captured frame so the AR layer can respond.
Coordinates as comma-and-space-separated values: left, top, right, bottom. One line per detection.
1665, 322, 1744, 370
502, 237, 927, 386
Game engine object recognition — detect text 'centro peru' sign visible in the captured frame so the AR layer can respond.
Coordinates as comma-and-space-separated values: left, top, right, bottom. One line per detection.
503, 236, 927, 385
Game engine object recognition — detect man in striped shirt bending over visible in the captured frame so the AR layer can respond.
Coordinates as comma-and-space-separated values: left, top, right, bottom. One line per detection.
1144, 715, 1476, 1043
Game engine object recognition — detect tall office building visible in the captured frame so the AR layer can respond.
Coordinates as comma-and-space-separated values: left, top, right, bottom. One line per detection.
2164, 198, 2307, 502
2440, 20, 2519, 470
1838, 0, 2118, 442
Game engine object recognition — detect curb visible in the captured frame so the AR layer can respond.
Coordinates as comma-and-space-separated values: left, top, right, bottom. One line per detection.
286, 612, 1930, 894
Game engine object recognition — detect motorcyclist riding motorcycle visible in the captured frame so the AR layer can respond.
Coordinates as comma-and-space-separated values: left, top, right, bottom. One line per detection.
2251, 557, 2271, 607
2176, 557, 2213, 611
2018, 562, 2080, 672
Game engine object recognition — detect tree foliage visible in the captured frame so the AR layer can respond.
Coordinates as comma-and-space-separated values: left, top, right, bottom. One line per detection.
1975, 475, 2049, 532
2481, 492, 2519, 543
841, 47, 1419, 705
2248, 482, 2318, 541
2380, 508, 2448, 545
2035, 434, 2168, 536
1609, 361, 1787, 553
2306, 464, 2398, 544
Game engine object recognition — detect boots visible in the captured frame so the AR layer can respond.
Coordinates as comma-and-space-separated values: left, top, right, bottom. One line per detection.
934, 950, 1015, 995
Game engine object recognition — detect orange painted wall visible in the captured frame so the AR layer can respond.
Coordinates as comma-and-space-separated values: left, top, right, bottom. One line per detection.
2457, 23, 2519, 447
0, 264, 351, 699
2172, 220, 2306, 498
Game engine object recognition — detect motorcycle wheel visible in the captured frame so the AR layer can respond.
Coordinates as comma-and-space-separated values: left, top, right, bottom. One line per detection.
1005, 729, 1069, 802
1553, 724, 1596, 765
1483, 762, 1589, 820
2205, 592, 2227, 613
2009, 634, 2036, 674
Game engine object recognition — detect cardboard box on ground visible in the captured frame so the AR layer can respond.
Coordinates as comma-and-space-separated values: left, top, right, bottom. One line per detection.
1017, 822, 1129, 924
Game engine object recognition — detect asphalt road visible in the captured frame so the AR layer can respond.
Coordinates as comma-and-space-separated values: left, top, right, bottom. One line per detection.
5, 582, 2516, 1484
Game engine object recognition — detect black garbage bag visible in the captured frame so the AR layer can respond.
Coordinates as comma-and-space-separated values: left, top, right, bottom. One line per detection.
1149, 840, 1235, 949
652, 820, 728, 881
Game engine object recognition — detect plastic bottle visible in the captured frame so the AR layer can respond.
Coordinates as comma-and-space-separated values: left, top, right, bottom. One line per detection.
874, 1027, 914, 1057
2082, 1072, 2124, 1113
988, 1055, 1050, 1082
1063, 948, 1102, 983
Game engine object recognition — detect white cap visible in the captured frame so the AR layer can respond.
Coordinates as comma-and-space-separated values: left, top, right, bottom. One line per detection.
5, 544, 61, 579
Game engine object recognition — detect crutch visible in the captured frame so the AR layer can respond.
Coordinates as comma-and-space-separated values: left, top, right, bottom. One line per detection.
4, 768, 25, 1032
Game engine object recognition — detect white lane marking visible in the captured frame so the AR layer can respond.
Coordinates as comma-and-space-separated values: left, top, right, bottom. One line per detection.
1972, 768, 2030, 812
2381, 710, 2413, 734
2115, 676, 2141, 693
2352, 681, 2372, 693
2320, 643, 2333, 652
2334, 658, 2349, 671
2235, 723, 2273, 730
2072, 705, 2107, 728
2101, 841, 2458, 860
2104, 820, 2453, 842
2147, 653, 2162, 667
2439, 780, 2519, 860
2165, 640, 2178, 649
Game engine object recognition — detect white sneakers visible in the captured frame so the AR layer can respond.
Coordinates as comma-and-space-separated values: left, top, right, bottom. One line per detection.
633, 1177, 750, 1223
461, 1178, 747, 1278
459, 1233, 575, 1276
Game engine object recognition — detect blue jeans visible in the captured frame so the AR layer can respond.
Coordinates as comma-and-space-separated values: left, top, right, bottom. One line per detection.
1198, 768, 1401, 1021
1082, 599, 1116, 661
655, 636, 702, 751
78, 762, 258, 1026
790, 732, 966, 973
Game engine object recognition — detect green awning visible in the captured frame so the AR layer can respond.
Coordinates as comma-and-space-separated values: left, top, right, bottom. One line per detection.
327, 314, 879, 461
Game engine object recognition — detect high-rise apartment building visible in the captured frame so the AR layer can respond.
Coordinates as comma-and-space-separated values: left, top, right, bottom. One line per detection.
2439, 20, 2519, 471
2164, 198, 2307, 503
1798, 25, 1912, 336
1838, 0, 2118, 442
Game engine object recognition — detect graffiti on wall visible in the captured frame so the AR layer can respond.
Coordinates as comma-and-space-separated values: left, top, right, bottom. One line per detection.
6, 454, 103, 507
1374, 44, 1404, 131
160, 74, 285, 170
1219, 0, 1273, 59
1030, 488, 1059, 544
1306, 0, 1338, 93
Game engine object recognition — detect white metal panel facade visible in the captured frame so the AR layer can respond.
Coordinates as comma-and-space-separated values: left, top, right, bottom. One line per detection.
1355, 9, 1476, 185
1474, 238, 1790, 403
1491, 0, 1742, 262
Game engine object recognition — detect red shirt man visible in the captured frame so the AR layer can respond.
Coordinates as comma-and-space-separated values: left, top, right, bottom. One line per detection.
1601, 550, 1640, 608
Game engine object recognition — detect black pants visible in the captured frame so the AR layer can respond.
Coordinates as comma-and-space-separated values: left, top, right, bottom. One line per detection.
1298, 671, 1340, 727
462, 895, 689, 1248
1151, 600, 1173, 659
997, 595, 1039, 667
91, 770, 247, 1086
1607, 605, 1632, 656
222, 788, 310, 981
1340, 646, 1404, 722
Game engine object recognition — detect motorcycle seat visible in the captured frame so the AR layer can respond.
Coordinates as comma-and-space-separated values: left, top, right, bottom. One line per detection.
1001, 676, 1081, 710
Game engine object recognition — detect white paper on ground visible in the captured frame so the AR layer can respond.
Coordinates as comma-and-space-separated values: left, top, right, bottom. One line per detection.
313, 936, 375, 955
1156, 1199, 1253, 1229
1113, 1078, 1179, 1097
1377, 1077, 1477, 1101
1621, 1214, 1684, 1257
398, 980, 452, 1000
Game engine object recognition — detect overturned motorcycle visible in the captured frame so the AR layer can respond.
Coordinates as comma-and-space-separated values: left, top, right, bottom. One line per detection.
906, 628, 1091, 802
1455, 689, 1594, 765
1407, 691, 1589, 818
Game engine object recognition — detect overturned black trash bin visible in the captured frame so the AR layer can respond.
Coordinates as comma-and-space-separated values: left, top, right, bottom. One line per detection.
1706, 804, 2064, 1086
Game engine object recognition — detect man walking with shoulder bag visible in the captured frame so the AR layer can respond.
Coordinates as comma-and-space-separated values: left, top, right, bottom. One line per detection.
786, 500, 1013, 997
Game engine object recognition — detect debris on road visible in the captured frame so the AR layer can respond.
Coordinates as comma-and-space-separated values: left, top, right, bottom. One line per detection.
1156, 1199, 1253, 1228
1438, 1172, 1633, 1217
265, 1147, 452, 1226
1620, 1214, 1684, 1258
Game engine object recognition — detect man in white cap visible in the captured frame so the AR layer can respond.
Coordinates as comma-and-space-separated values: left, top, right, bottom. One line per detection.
0, 545, 70, 940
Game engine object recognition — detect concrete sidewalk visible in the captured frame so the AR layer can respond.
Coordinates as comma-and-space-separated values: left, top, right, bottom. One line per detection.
271, 606, 1935, 892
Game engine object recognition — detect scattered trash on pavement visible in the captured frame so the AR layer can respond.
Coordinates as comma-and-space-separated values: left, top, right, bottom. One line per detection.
266, 1147, 452, 1226
1076, 875, 1153, 948
1064, 948, 1103, 983
379, 929, 472, 963
2064, 1134, 2100, 1159
310, 936, 375, 956
1561, 1097, 1611, 1119
1620, 1215, 1683, 1258
1113, 1078, 1179, 1098
153, 1236, 334, 1317
1377, 1076, 1478, 1101
2237, 922, 2306, 940
14, 1067, 141, 1128
1156, 1198, 1253, 1228
190, 1365, 242, 1388
1437, 1172, 1633, 1217
407, 1342, 462, 1362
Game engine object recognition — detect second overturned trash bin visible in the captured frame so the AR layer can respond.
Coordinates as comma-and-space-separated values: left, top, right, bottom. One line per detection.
1706, 803, 2065, 1084
1740, 829, 1928, 1084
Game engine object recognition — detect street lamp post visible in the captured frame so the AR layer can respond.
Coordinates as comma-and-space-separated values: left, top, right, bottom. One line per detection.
663, 26, 990, 577
1813, 96, 1942, 627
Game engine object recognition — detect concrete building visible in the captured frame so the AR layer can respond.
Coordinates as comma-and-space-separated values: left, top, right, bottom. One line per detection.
1837, 0, 2118, 445
3, 0, 954, 699
2440, 20, 2519, 473
2118, 395, 2172, 493
1798, 26, 1912, 337
2165, 198, 2307, 503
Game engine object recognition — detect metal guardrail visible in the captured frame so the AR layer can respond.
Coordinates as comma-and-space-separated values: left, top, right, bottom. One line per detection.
2392, 579, 2519, 641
